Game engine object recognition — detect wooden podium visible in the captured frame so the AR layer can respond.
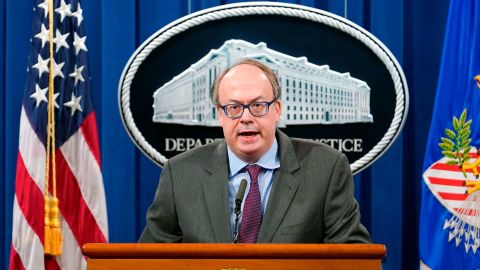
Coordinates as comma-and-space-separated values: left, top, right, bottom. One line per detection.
83, 243, 386, 270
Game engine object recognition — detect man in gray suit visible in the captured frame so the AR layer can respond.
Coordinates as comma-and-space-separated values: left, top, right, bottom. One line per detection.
140, 59, 371, 243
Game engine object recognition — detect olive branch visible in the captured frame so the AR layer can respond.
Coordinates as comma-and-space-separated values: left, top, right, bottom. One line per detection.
439, 109, 472, 175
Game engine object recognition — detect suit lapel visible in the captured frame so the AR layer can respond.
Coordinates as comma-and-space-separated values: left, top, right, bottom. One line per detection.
257, 170, 299, 242
202, 142, 232, 242
257, 130, 300, 243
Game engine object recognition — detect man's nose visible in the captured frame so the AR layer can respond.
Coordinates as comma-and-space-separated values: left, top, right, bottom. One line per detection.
239, 107, 255, 122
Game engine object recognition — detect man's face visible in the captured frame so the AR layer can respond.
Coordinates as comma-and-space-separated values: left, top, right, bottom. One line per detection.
217, 64, 281, 163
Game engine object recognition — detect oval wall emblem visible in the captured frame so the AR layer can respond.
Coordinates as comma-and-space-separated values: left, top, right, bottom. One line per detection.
118, 2, 409, 174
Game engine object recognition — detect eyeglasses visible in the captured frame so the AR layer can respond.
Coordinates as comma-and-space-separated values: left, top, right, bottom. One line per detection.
219, 98, 277, 119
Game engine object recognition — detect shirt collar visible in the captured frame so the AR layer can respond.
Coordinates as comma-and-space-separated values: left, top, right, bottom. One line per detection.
227, 139, 280, 177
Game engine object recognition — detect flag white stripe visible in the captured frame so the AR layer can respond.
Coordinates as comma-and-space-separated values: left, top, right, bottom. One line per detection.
11, 197, 45, 270
60, 129, 109, 239
429, 184, 467, 194
56, 218, 87, 270
442, 199, 474, 209
18, 108, 46, 194
425, 168, 479, 181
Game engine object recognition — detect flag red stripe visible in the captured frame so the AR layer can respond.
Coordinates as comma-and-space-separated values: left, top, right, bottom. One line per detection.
454, 208, 479, 216
15, 151, 45, 244
438, 192, 468, 200
9, 246, 26, 270
431, 159, 479, 172
80, 112, 101, 168
428, 177, 465, 186
431, 163, 467, 172
45, 255, 61, 270
54, 150, 107, 246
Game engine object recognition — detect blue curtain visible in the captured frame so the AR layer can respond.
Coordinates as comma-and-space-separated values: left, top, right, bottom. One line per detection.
0, 0, 451, 269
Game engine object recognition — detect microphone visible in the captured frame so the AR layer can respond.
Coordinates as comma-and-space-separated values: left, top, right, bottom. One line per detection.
233, 179, 247, 243
235, 179, 248, 207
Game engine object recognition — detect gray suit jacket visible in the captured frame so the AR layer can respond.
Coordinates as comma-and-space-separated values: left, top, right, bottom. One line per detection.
139, 130, 371, 243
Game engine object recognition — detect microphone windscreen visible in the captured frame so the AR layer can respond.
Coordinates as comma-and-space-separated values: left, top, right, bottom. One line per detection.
235, 179, 248, 203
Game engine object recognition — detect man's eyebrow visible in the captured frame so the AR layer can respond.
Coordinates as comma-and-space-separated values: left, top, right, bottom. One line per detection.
225, 96, 265, 104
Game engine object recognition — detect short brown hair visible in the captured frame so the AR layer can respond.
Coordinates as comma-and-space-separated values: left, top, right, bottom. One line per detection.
211, 59, 281, 105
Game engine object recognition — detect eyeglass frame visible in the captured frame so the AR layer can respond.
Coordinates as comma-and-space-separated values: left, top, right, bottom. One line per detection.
218, 98, 278, 119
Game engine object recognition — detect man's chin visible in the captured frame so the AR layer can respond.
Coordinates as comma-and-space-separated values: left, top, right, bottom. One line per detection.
234, 145, 264, 162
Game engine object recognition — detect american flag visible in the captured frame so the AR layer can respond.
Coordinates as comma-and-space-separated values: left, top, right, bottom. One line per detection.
9, 0, 108, 269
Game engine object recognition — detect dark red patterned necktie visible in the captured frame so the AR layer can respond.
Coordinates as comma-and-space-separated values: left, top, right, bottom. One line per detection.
238, 164, 263, 243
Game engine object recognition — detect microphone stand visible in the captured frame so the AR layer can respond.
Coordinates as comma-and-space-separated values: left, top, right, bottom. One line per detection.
233, 178, 247, 243
233, 201, 241, 243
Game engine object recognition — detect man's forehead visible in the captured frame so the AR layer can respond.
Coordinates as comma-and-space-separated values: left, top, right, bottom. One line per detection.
223, 64, 268, 79
217, 64, 275, 102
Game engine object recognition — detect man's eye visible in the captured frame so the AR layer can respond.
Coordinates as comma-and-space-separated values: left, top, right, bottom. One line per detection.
251, 103, 266, 110
228, 105, 241, 111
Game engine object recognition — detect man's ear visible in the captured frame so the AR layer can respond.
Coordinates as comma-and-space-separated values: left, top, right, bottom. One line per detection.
274, 99, 282, 121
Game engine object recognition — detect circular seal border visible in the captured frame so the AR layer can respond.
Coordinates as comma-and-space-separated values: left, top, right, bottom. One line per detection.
118, 2, 409, 174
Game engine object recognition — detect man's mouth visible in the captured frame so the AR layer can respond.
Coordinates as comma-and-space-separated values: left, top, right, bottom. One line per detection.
238, 131, 260, 137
